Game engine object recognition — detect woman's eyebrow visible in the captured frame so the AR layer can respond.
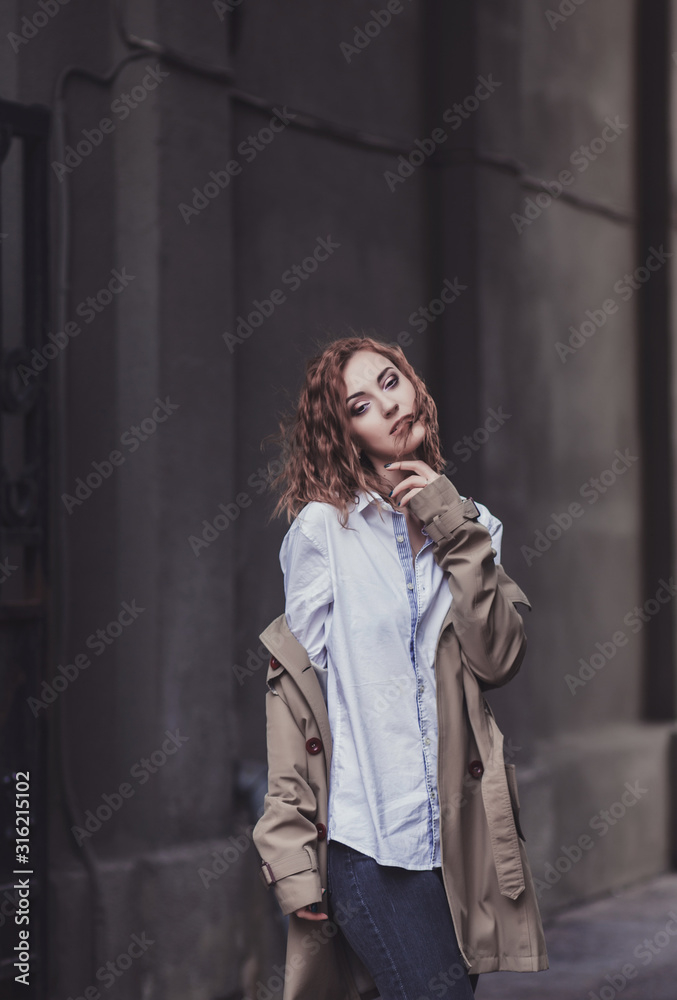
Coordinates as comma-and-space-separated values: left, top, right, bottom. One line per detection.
346, 366, 392, 403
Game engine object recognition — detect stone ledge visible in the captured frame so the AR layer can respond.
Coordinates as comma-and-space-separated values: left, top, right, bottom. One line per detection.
514, 721, 677, 917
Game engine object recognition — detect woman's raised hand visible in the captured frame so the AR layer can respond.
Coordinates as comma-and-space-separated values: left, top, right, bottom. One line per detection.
385, 459, 442, 508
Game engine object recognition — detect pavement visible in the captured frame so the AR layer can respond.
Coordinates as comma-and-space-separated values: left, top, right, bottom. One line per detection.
475, 873, 677, 1000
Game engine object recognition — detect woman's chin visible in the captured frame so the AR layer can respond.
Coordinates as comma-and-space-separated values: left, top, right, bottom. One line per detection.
393, 429, 424, 457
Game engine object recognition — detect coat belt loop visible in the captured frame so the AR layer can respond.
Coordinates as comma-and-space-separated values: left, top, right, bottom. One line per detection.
261, 860, 276, 885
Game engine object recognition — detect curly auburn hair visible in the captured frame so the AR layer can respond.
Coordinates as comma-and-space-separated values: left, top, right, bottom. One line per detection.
262, 333, 446, 528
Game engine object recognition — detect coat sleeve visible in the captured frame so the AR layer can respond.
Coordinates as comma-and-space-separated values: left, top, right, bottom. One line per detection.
407, 474, 531, 689
252, 679, 324, 917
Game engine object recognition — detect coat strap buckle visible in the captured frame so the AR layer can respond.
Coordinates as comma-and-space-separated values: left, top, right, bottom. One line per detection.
260, 861, 277, 887
258, 846, 319, 889
425, 497, 481, 543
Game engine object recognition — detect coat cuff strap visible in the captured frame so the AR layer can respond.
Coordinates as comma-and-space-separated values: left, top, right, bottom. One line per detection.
408, 475, 481, 540
258, 846, 319, 888
423, 497, 481, 543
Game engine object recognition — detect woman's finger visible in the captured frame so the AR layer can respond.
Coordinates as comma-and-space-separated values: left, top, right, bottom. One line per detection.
295, 907, 328, 920
390, 475, 428, 502
385, 459, 433, 472
395, 486, 425, 508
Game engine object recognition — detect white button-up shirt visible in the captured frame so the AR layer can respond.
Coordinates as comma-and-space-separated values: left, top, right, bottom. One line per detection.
279, 486, 503, 869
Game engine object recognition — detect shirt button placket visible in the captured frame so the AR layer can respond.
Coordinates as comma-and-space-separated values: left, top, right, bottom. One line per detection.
413, 550, 437, 863
393, 508, 436, 866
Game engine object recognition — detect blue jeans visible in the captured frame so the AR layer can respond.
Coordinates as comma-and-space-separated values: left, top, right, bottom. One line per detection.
327, 839, 479, 999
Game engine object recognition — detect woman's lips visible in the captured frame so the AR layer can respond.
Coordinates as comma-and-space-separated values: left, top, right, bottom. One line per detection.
391, 416, 411, 435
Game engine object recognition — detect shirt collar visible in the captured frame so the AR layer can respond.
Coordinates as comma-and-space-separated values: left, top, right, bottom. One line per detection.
352, 489, 394, 514
352, 489, 434, 541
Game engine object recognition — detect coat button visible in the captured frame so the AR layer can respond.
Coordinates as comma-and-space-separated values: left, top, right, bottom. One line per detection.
468, 759, 484, 779
316, 823, 327, 840
270, 656, 282, 669
306, 737, 323, 755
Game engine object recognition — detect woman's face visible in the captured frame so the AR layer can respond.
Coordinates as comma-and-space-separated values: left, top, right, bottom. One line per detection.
342, 349, 426, 467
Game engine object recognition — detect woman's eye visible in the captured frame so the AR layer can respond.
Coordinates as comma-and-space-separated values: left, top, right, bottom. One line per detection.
350, 374, 399, 416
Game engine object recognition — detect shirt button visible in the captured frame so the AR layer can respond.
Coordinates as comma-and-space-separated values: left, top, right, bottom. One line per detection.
407, 582, 414, 590
431, 790, 436, 798
396, 534, 405, 542
424, 737, 430, 746
419, 684, 424, 693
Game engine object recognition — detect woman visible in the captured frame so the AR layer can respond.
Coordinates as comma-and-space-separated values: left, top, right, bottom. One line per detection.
253, 335, 549, 1000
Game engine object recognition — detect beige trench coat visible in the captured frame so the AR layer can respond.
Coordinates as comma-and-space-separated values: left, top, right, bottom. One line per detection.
252, 475, 549, 999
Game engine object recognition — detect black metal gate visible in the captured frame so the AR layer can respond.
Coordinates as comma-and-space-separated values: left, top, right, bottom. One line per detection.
0, 98, 50, 1000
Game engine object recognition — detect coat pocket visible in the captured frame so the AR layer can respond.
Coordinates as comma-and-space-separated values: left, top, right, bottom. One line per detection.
505, 763, 527, 842
496, 565, 532, 610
